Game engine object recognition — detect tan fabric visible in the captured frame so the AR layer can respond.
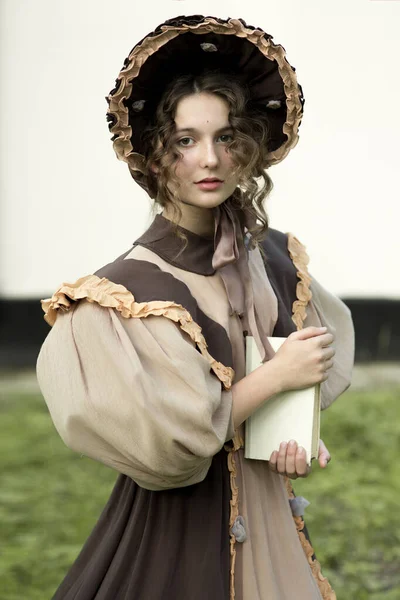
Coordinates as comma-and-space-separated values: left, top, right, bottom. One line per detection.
234, 451, 322, 598
248, 244, 279, 354
125, 244, 237, 342
305, 278, 355, 410
37, 238, 353, 599
37, 301, 234, 491
126, 244, 279, 378
40, 273, 234, 390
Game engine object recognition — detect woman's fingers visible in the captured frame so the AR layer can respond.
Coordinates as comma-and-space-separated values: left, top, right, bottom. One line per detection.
268, 441, 310, 479
318, 439, 331, 468
288, 328, 335, 347
285, 440, 298, 478
277, 442, 288, 473
319, 333, 334, 347
289, 326, 327, 341
269, 450, 278, 472
295, 446, 309, 477
322, 347, 336, 360
321, 346, 335, 377
269, 438, 332, 480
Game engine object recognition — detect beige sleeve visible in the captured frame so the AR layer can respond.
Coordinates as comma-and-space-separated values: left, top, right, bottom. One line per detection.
37, 300, 234, 491
303, 279, 355, 410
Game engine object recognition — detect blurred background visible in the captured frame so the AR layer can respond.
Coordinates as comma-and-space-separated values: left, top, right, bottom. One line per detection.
1, 0, 399, 598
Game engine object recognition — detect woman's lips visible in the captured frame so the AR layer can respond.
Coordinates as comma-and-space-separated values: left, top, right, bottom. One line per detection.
195, 180, 223, 191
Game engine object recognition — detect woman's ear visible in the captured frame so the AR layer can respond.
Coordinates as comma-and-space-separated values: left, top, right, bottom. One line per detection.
150, 163, 159, 174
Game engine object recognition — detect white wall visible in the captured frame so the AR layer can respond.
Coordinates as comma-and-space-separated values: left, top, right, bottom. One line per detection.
1, 0, 399, 298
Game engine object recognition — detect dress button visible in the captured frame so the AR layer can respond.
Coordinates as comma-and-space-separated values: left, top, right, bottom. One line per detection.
289, 496, 310, 517
231, 515, 247, 543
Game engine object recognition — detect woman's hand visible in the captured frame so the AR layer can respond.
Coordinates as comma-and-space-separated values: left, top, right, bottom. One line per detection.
268, 438, 331, 479
231, 327, 335, 430
272, 326, 335, 392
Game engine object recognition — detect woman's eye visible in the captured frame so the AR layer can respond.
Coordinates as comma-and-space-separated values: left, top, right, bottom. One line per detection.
178, 137, 195, 147
218, 134, 233, 143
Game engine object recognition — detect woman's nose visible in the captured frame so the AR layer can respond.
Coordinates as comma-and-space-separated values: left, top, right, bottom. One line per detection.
199, 142, 219, 169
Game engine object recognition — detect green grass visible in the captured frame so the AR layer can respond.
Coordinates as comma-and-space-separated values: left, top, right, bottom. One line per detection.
0, 393, 116, 600
1, 388, 399, 599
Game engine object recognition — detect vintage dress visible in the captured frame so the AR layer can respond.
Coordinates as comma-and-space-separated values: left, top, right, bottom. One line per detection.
37, 214, 354, 600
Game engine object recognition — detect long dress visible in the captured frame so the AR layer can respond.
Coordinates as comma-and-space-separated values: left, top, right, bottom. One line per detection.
37, 214, 354, 600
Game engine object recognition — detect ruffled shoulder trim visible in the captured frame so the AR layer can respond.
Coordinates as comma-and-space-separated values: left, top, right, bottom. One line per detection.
41, 275, 234, 390
286, 233, 313, 330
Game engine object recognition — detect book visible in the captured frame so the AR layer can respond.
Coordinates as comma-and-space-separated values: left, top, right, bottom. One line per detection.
244, 336, 320, 466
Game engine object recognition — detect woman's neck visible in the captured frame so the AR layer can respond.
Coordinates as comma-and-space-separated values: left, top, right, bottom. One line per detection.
162, 203, 215, 238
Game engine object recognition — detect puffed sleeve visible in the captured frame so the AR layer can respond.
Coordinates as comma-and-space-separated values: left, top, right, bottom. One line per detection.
303, 278, 355, 410
36, 300, 234, 491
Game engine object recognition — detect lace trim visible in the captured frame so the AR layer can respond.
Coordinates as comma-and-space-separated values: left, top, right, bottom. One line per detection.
286, 232, 313, 330
41, 275, 234, 390
285, 479, 337, 600
224, 431, 244, 600
107, 16, 303, 184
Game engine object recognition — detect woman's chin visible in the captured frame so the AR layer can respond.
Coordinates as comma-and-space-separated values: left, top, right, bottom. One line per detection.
181, 192, 233, 210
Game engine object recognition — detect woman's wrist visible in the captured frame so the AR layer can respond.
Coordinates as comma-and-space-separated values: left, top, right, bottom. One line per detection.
231, 358, 284, 429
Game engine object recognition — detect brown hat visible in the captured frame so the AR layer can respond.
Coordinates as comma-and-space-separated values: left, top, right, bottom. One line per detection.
106, 15, 305, 194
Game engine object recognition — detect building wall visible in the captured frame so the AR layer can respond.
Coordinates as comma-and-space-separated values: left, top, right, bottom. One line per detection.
1, 0, 399, 365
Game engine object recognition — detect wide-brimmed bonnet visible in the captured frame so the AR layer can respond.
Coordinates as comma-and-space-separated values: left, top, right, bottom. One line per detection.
106, 15, 305, 194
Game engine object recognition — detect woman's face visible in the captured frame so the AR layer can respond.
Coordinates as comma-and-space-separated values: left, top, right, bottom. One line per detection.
167, 92, 239, 209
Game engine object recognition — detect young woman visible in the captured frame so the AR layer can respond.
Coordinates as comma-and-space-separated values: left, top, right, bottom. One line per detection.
37, 15, 354, 600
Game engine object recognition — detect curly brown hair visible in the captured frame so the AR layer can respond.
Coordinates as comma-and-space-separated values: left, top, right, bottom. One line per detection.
142, 71, 274, 245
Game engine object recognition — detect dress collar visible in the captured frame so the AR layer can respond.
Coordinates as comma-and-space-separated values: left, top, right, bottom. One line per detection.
134, 214, 216, 275
135, 209, 274, 362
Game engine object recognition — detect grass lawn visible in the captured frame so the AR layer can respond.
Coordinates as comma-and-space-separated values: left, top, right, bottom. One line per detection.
1, 387, 400, 599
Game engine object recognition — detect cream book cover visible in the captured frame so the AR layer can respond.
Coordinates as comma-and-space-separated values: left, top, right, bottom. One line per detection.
244, 336, 320, 466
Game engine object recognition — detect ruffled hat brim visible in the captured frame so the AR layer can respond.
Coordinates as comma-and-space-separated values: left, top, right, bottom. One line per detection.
106, 15, 305, 192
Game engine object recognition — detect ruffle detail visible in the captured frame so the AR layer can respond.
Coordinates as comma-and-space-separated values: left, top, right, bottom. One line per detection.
107, 15, 303, 192
285, 238, 336, 596
41, 275, 234, 390
285, 479, 337, 600
286, 232, 313, 330
224, 430, 244, 600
